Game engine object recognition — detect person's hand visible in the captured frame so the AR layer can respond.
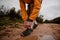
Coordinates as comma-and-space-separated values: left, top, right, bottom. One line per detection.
24, 21, 33, 28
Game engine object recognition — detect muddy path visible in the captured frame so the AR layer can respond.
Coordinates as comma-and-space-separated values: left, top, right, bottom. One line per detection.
0, 23, 60, 40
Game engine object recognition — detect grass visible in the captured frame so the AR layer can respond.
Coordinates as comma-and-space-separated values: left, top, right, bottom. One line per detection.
0, 17, 23, 26
0, 17, 23, 30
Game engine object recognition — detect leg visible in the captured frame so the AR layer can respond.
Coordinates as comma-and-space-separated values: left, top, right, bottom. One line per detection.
20, 3, 38, 37
27, 4, 38, 29
20, 4, 33, 37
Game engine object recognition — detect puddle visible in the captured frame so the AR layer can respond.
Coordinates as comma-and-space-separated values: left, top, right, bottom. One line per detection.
38, 35, 55, 40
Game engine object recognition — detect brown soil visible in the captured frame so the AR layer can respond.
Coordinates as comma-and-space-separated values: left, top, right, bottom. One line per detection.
0, 23, 60, 40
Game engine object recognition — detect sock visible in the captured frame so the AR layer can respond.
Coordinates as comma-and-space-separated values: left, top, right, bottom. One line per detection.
30, 20, 37, 29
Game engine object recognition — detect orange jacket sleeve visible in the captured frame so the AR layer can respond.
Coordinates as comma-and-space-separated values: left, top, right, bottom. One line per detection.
29, 0, 42, 21
19, 0, 28, 21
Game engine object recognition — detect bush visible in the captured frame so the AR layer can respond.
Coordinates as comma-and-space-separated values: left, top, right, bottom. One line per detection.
36, 16, 43, 23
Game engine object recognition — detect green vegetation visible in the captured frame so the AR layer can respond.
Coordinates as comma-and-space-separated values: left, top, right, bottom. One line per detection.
0, 6, 23, 30
0, 17, 23, 26
36, 15, 43, 23
44, 17, 60, 24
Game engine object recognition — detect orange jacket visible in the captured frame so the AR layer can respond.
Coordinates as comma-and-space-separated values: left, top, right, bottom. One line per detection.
19, 0, 42, 21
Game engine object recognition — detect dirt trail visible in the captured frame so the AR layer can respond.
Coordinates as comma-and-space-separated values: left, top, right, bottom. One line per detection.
0, 24, 60, 40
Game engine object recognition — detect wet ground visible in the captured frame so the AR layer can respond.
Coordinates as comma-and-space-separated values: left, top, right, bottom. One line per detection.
0, 23, 60, 40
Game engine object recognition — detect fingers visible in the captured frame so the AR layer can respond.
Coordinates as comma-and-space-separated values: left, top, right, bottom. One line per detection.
24, 21, 33, 28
